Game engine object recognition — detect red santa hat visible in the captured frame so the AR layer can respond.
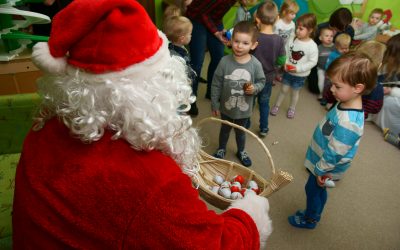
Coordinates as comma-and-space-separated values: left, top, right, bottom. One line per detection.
32, 0, 170, 77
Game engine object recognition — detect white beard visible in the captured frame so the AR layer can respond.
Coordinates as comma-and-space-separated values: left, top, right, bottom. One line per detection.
34, 55, 201, 176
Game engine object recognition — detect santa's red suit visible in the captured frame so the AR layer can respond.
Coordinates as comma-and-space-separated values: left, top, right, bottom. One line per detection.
13, 119, 259, 249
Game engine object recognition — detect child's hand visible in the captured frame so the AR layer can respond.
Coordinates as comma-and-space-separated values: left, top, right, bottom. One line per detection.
212, 110, 220, 117
243, 82, 254, 95
317, 174, 332, 187
285, 64, 296, 72
214, 31, 229, 45
383, 86, 392, 95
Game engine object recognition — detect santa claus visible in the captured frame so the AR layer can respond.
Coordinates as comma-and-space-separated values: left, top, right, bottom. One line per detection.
12, 0, 272, 249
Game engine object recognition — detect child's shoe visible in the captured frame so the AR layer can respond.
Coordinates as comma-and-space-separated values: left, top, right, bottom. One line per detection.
270, 106, 279, 116
295, 210, 321, 222
188, 102, 198, 116
383, 128, 400, 148
287, 108, 295, 119
288, 214, 317, 229
213, 149, 226, 159
236, 151, 252, 167
259, 128, 269, 138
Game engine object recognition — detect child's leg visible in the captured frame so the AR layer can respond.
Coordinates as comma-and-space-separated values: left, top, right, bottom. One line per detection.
233, 118, 249, 152
317, 68, 326, 99
289, 88, 300, 110
233, 117, 252, 166
218, 114, 234, 150
257, 82, 272, 131
274, 83, 290, 108
305, 173, 327, 222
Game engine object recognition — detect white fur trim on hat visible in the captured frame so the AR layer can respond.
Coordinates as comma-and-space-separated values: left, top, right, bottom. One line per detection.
229, 192, 272, 248
66, 31, 170, 81
32, 42, 67, 75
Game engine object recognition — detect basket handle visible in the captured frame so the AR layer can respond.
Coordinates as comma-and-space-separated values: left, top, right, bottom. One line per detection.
196, 117, 276, 175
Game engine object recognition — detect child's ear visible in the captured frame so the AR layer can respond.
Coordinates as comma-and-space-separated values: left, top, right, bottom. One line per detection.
251, 41, 259, 50
354, 83, 365, 94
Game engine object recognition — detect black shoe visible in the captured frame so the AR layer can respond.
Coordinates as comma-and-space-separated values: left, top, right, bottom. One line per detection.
199, 77, 207, 83
188, 102, 198, 116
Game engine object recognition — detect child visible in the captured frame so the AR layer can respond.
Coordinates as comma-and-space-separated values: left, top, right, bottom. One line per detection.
270, 13, 318, 119
163, 16, 197, 114
323, 33, 351, 109
211, 21, 265, 167
273, 0, 299, 82
373, 34, 400, 139
274, 0, 299, 47
253, 1, 286, 137
234, 0, 252, 25
354, 8, 384, 42
316, 27, 334, 103
288, 52, 377, 229
356, 41, 386, 120
163, 4, 182, 25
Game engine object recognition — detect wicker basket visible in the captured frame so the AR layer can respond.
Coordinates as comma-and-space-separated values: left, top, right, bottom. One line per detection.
194, 117, 293, 209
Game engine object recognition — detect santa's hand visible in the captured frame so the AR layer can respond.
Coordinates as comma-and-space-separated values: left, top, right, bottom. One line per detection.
228, 192, 272, 248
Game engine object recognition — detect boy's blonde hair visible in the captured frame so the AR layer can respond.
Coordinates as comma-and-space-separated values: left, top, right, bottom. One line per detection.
255, 0, 278, 25
163, 4, 182, 20
163, 16, 192, 43
355, 40, 386, 68
232, 21, 259, 43
370, 8, 384, 18
327, 52, 377, 95
296, 13, 317, 38
280, 0, 299, 18
334, 33, 351, 48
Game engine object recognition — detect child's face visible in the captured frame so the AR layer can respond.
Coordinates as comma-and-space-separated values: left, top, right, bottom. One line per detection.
180, 27, 193, 46
336, 44, 349, 54
330, 76, 360, 103
369, 13, 382, 26
296, 24, 312, 40
319, 30, 334, 45
284, 11, 297, 22
231, 32, 257, 58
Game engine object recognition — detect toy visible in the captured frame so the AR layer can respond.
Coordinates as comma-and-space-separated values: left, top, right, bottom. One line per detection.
213, 175, 224, 185
322, 176, 335, 188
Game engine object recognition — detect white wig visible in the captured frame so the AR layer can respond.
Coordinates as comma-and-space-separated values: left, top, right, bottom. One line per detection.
33, 55, 200, 176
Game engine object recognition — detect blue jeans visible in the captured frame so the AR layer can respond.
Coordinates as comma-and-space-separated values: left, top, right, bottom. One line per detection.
189, 19, 225, 97
305, 173, 327, 222
218, 113, 249, 153
282, 72, 307, 90
257, 82, 272, 131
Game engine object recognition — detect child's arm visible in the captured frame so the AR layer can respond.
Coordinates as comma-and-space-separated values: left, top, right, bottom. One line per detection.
353, 24, 378, 40
295, 43, 318, 73
251, 61, 266, 95
275, 55, 286, 67
314, 119, 362, 177
211, 61, 224, 115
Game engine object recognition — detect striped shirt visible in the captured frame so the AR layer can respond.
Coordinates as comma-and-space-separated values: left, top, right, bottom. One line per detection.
305, 103, 364, 180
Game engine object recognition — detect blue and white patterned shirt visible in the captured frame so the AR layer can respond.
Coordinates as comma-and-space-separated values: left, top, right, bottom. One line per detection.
305, 103, 364, 180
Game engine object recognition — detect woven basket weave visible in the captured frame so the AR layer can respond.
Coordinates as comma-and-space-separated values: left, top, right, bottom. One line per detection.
195, 117, 293, 209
